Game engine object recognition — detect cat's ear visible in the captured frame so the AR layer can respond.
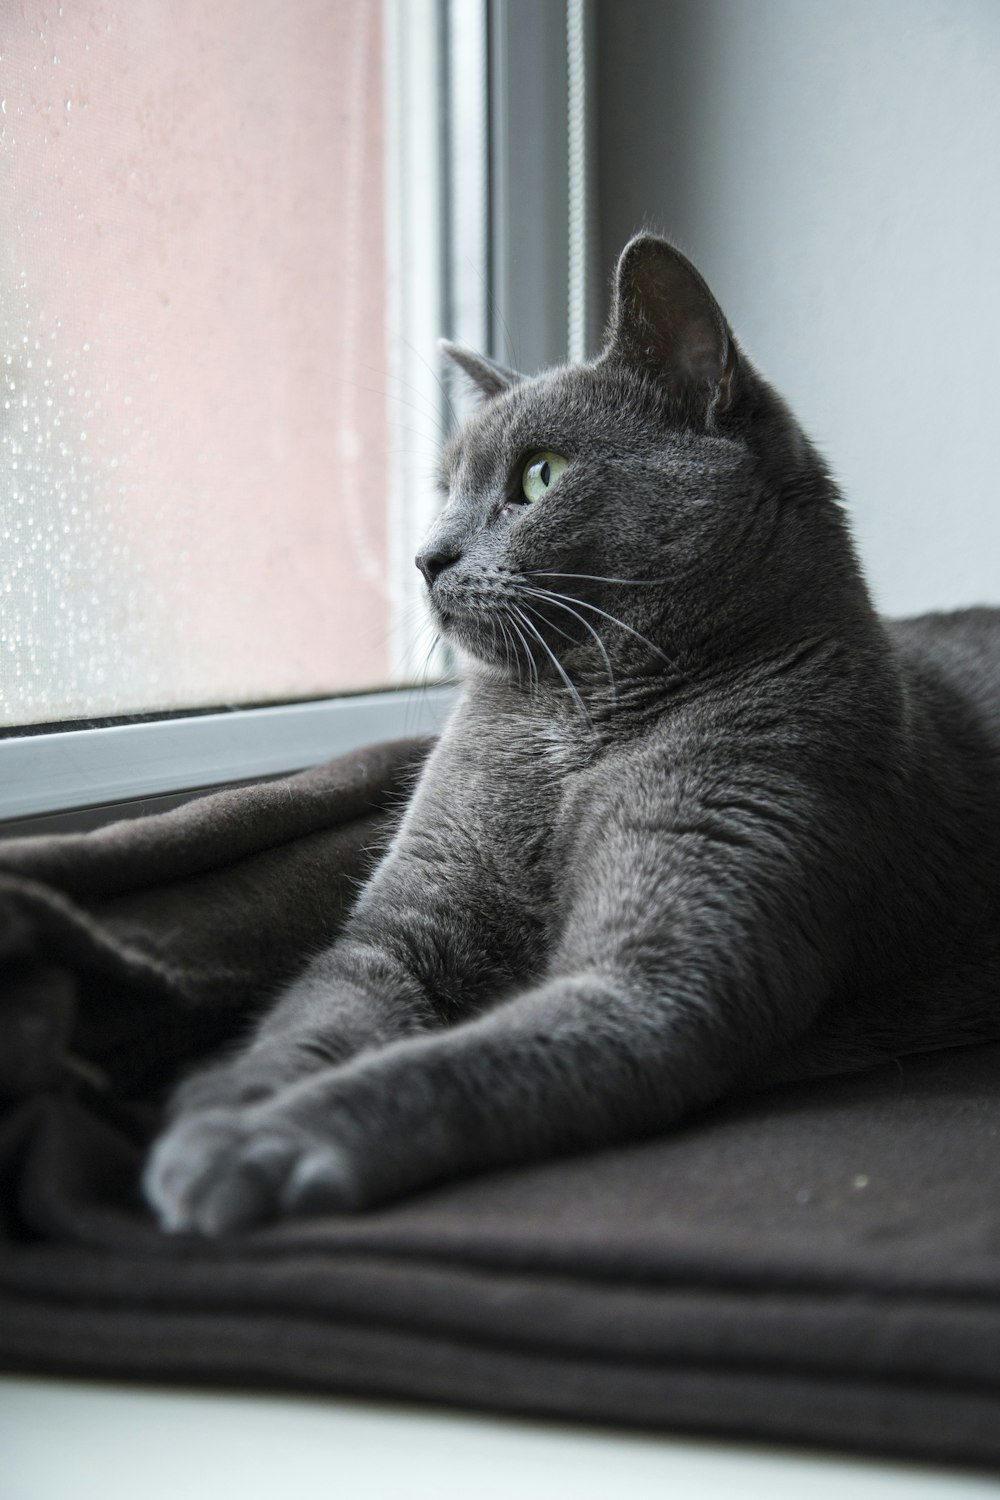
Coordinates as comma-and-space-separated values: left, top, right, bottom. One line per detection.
606, 235, 737, 414
439, 340, 522, 399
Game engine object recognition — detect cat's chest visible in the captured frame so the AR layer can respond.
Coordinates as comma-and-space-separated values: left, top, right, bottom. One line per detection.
441, 705, 596, 889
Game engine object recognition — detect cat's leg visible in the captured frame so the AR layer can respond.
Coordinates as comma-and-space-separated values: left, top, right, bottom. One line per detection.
162, 950, 435, 1118
146, 793, 841, 1233
147, 792, 542, 1220
161, 831, 531, 1117
160, 744, 536, 1121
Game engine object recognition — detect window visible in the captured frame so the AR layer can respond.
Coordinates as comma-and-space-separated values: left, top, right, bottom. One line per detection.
3, 0, 413, 728
0, 0, 594, 823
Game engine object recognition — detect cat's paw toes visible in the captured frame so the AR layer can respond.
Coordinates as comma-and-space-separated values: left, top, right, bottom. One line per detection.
280, 1146, 359, 1216
143, 1108, 356, 1236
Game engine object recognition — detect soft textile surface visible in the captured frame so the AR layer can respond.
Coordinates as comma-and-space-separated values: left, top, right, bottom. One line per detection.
1, 737, 999, 1469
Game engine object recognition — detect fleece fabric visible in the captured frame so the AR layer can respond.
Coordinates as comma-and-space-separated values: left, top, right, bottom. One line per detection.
1, 735, 999, 1469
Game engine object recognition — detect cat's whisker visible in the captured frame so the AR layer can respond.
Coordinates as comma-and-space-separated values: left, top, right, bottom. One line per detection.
524, 570, 668, 587
514, 603, 594, 732
492, 615, 517, 689
357, 356, 455, 432
376, 600, 438, 670
515, 602, 575, 705
497, 615, 524, 692
398, 335, 461, 432
461, 252, 520, 375
514, 586, 617, 704
523, 585, 679, 671
500, 604, 529, 688
388, 623, 445, 737
495, 615, 513, 685
388, 424, 454, 446
332, 374, 450, 440
504, 607, 539, 695
530, 611, 578, 649
412, 629, 445, 711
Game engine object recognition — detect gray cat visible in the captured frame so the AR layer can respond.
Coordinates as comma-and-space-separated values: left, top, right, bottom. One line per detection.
145, 235, 1000, 1235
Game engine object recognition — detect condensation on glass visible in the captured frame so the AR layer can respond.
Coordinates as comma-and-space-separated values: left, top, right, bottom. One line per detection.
0, 1, 414, 727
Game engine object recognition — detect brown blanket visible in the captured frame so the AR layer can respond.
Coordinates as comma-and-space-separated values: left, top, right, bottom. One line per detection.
1, 736, 999, 1469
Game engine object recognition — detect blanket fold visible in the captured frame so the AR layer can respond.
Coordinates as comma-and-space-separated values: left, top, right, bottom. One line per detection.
1, 734, 999, 1469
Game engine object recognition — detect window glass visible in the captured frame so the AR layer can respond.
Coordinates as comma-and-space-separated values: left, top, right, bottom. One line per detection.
1, 0, 409, 728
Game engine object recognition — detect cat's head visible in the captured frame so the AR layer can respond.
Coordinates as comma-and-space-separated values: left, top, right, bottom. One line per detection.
419, 235, 856, 691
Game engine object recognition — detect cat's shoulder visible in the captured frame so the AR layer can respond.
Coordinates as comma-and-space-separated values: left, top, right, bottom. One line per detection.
886, 606, 1000, 743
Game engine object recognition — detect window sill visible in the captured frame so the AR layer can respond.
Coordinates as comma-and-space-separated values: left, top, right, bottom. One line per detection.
0, 686, 455, 831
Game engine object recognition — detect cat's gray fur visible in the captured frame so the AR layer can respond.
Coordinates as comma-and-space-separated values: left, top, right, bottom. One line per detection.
146, 236, 1000, 1235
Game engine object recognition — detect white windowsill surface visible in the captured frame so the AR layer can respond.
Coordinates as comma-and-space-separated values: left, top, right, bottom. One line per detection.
0, 686, 456, 826
1, 1377, 996, 1500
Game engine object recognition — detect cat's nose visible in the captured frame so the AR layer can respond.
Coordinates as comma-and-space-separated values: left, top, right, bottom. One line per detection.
415, 547, 460, 587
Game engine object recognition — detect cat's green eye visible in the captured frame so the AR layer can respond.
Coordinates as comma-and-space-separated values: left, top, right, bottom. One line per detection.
520, 451, 568, 504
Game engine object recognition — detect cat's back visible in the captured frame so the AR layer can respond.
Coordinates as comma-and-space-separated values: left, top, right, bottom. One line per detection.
883, 608, 1000, 898
888, 606, 1000, 749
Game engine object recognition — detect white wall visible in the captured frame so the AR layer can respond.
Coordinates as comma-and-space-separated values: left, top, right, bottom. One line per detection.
597, 0, 1000, 617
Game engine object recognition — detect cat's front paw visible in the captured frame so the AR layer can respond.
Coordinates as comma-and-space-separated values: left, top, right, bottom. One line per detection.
143, 1104, 358, 1236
